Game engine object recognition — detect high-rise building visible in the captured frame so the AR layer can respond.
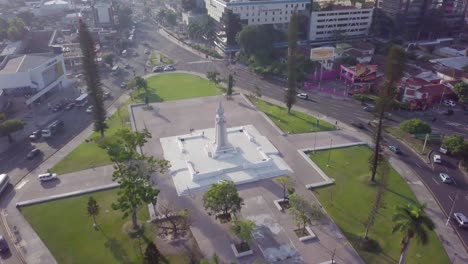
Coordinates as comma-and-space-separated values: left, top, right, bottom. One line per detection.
92, 1, 114, 27
378, 0, 467, 37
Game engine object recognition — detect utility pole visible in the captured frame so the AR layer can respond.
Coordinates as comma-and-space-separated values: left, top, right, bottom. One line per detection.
327, 137, 333, 167
313, 130, 317, 153
421, 133, 429, 154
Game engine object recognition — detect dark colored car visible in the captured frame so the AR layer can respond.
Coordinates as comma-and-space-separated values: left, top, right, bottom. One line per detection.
65, 102, 75, 110
351, 122, 365, 129
443, 109, 454, 116
26, 148, 41, 159
29, 130, 42, 141
0, 235, 9, 253
389, 145, 402, 154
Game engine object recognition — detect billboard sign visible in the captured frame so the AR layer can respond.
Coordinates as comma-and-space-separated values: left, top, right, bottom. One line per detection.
310, 47, 335, 61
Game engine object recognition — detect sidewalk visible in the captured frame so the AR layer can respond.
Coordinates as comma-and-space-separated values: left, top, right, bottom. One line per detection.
1, 93, 130, 264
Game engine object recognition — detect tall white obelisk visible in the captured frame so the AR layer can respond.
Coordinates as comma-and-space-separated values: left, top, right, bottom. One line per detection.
210, 99, 235, 158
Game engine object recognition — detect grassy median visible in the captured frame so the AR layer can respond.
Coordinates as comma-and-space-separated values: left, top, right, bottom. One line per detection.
52, 73, 221, 175
21, 189, 190, 263
309, 145, 449, 264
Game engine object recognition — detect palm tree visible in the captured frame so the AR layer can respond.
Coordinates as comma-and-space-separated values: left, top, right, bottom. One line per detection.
392, 204, 435, 264
230, 219, 256, 252
87, 196, 100, 229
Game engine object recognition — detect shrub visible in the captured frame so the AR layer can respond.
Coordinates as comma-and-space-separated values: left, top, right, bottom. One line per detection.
400, 118, 431, 134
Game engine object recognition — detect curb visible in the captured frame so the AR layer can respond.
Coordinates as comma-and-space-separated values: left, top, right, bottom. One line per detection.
16, 183, 119, 207
0, 210, 26, 263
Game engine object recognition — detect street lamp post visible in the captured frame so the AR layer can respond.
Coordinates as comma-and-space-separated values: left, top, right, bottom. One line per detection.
446, 191, 459, 226
313, 131, 317, 154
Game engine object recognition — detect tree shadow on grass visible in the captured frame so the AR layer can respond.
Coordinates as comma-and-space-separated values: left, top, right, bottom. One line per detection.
105, 238, 131, 264
384, 187, 418, 204
133, 89, 162, 104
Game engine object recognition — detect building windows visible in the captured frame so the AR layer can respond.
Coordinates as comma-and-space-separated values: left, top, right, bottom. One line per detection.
265, 12, 267, 15
265, 18, 267, 21
286, 4, 288, 7
273, 11, 275, 15
272, 17, 275, 21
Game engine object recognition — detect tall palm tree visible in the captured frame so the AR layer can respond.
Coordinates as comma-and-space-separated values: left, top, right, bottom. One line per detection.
87, 196, 100, 229
392, 204, 435, 264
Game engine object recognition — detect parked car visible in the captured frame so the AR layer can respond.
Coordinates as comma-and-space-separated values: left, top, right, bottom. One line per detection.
120, 82, 127, 89
363, 105, 375, 112
388, 145, 402, 154
443, 109, 454, 116
132, 51, 138, 56
26, 148, 41, 160
351, 121, 365, 129
163, 65, 175, 71
296, 93, 308, 100
454, 213, 468, 227
86, 105, 93, 113
152, 66, 163, 72
433, 154, 442, 164
38, 172, 57, 182
443, 100, 456, 107
29, 130, 42, 141
144, 48, 150, 54
439, 146, 448, 154
0, 236, 9, 253
104, 91, 111, 99
65, 102, 75, 110
439, 173, 452, 184
124, 63, 131, 69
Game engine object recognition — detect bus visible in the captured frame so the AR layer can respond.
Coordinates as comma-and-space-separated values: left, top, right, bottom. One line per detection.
0, 174, 10, 195
75, 93, 88, 107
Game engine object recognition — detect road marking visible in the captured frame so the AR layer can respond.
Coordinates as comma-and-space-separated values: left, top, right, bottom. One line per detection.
186, 60, 212, 64
414, 162, 422, 169
432, 177, 440, 185
452, 177, 457, 186
449, 195, 454, 202
15, 179, 29, 190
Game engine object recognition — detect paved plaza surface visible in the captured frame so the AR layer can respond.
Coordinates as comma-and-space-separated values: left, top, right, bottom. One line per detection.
131, 94, 366, 263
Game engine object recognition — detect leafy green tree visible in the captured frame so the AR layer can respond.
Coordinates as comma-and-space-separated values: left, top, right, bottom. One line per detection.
206, 71, 221, 85
102, 54, 114, 66
16, 11, 35, 26
134, 76, 149, 104
237, 25, 275, 59
181, 0, 197, 11
400, 118, 432, 134
453, 82, 468, 103
200, 255, 220, 264
222, 9, 242, 47
7, 17, 27, 41
117, 6, 133, 29
442, 135, 467, 156
107, 129, 170, 230
227, 74, 234, 98
165, 10, 177, 26
203, 180, 243, 218
0, 119, 25, 143
370, 46, 405, 182
87, 196, 99, 229
288, 194, 324, 233
79, 20, 107, 137
144, 242, 161, 264
275, 176, 295, 201
230, 219, 256, 251
188, 17, 216, 42
285, 11, 298, 114
392, 204, 435, 264
254, 85, 262, 98
0, 18, 8, 40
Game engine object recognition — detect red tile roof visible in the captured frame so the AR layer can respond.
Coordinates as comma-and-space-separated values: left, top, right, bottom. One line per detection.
418, 84, 453, 96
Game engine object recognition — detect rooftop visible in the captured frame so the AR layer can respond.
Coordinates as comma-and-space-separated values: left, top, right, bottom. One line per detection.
0, 53, 57, 74
430, 56, 468, 70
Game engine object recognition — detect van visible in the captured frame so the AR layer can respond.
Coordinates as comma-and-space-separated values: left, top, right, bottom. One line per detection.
433, 154, 442, 164
38, 173, 57, 182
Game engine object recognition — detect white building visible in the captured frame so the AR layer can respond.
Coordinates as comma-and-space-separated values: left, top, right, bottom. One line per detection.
309, 5, 373, 42
206, 0, 310, 26
38, 0, 70, 16
0, 53, 67, 105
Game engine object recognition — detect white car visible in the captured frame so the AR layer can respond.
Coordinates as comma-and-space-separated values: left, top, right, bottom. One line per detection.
86, 105, 94, 113
296, 93, 308, 100
439, 173, 452, 184
433, 154, 442, 164
443, 100, 456, 107
454, 213, 468, 227
163, 65, 175, 71
38, 172, 57, 182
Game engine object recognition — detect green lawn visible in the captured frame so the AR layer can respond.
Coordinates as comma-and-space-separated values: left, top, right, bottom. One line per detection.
20, 189, 189, 264
252, 98, 335, 133
52, 73, 221, 174
309, 146, 449, 264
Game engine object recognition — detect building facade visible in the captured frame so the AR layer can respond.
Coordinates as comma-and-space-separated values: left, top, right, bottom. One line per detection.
0, 53, 66, 105
206, 0, 310, 26
309, 7, 373, 42
93, 1, 114, 27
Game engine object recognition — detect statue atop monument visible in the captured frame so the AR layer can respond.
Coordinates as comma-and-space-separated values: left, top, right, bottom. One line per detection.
209, 98, 236, 158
